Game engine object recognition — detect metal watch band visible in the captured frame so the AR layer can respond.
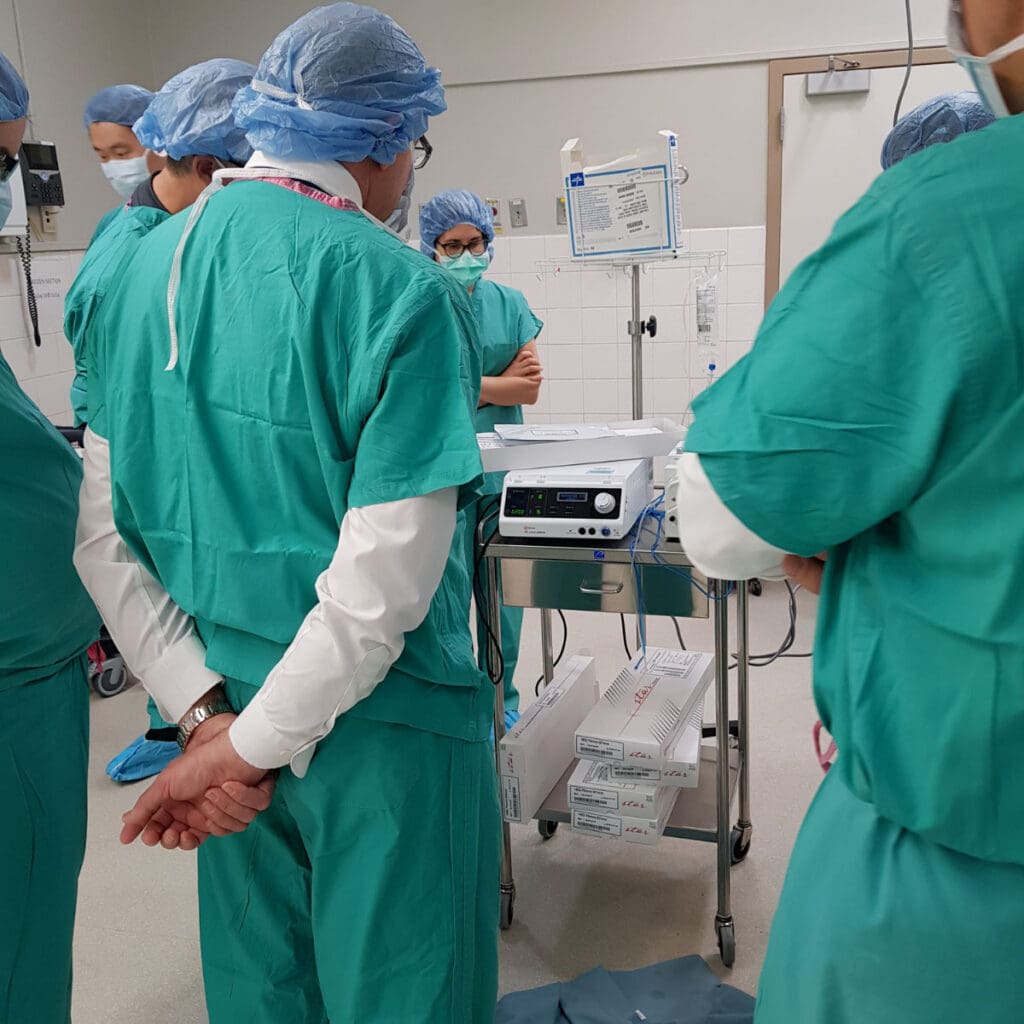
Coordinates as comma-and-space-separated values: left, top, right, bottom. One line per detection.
177, 699, 234, 752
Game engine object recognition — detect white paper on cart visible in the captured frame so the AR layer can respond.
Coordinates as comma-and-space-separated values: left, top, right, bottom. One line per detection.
570, 784, 679, 846
575, 649, 713, 767
494, 423, 616, 442
606, 698, 704, 788
478, 418, 684, 474
499, 655, 599, 823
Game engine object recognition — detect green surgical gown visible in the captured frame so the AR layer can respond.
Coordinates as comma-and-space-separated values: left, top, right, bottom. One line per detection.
65, 203, 176, 737
66, 204, 167, 427
463, 279, 543, 708
684, 115, 1024, 1020
88, 204, 123, 247
88, 180, 498, 1021
0, 351, 97, 1023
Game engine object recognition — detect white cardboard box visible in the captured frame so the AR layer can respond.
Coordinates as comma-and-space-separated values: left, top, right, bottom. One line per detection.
570, 784, 679, 846
575, 649, 713, 768
499, 655, 599, 823
608, 699, 704, 788
568, 759, 660, 817
478, 418, 684, 474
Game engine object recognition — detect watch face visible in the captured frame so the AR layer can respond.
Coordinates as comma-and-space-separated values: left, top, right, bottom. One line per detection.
0, 149, 18, 184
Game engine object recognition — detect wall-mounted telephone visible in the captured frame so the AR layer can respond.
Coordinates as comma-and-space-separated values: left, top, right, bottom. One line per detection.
19, 140, 64, 207
0, 144, 57, 348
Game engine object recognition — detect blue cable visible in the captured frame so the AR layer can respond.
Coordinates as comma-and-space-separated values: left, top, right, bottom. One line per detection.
634, 496, 735, 601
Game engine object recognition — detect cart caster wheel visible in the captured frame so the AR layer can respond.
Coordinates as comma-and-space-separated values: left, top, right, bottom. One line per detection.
537, 820, 559, 840
92, 662, 128, 698
500, 888, 515, 931
748, 579, 763, 597
730, 825, 752, 864
716, 919, 736, 968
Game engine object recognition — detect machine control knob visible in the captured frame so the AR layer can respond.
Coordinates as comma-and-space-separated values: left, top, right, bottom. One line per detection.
593, 492, 616, 514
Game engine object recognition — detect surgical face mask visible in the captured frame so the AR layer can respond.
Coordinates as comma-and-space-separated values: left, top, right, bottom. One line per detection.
0, 180, 11, 230
439, 250, 489, 287
101, 154, 151, 200
386, 169, 414, 240
947, 2, 1024, 117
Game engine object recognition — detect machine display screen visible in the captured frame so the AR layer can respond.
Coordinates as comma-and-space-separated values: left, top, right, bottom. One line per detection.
22, 142, 58, 171
557, 491, 587, 503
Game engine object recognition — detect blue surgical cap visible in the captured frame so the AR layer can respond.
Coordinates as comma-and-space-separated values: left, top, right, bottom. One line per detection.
233, 2, 446, 165
881, 90, 995, 169
83, 84, 153, 129
418, 190, 495, 260
0, 51, 29, 122
134, 59, 256, 164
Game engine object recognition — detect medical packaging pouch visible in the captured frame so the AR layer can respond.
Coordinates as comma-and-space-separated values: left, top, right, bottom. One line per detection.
561, 130, 686, 260
607, 698, 704, 788
500, 655, 599, 823
571, 783, 680, 846
575, 649, 713, 768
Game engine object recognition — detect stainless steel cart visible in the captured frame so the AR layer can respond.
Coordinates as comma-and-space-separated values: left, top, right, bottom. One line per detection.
482, 534, 751, 966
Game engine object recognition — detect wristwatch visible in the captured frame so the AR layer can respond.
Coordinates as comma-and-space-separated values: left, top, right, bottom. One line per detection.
177, 695, 234, 752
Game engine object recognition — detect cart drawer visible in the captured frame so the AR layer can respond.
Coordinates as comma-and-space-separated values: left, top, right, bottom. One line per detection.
499, 558, 709, 619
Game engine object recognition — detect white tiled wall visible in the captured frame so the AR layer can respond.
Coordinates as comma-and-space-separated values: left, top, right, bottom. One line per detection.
0, 249, 84, 425
3, 227, 767, 431
488, 226, 767, 426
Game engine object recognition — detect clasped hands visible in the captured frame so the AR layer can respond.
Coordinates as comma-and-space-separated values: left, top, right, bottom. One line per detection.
120, 713, 275, 851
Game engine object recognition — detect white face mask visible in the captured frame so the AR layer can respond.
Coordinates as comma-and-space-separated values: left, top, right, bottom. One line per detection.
947, 1, 1024, 118
385, 169, 414, 240
101, 154, 151, 200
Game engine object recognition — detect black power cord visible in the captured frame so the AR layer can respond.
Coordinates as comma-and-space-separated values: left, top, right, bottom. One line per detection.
471, 499, 505, 687
15, 232, 41, 347
892, 0, 914, 126
533, 609, 568, 696
730, 580, 812, 670
618, 614, 686, 660
619, 613, 632, 660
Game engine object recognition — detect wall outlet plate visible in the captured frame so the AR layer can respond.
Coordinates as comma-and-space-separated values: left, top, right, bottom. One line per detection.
509, 198, 528, 229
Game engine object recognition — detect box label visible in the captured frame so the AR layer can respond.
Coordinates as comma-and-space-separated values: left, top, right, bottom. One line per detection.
572, 810, 623, 838
569, 785, 619, 811
501, 775, 522, 823
610, 765, 662, 781
576, 735, 625, 761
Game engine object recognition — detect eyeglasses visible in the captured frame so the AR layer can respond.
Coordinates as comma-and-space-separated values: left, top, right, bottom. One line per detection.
0, 149, 18, 184
413, 135, 432, 171
438, 237, 488, 258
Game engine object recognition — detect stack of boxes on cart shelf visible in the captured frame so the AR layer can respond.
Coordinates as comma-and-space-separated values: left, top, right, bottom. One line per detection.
499, 648, 715, 847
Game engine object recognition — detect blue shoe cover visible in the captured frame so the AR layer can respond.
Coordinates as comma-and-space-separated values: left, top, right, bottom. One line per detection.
106, 735, 180, 782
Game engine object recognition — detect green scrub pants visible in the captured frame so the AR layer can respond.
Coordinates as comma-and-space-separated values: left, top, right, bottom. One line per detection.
755, 770, 1024, 1022
197, 679, 501, 1024
0, 655, 89, 1024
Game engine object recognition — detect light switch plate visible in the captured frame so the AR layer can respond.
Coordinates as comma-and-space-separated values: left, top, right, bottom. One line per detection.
509, 198, 528, 229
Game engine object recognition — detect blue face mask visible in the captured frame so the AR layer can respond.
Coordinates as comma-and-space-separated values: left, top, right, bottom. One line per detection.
0, 180, 11, 229
439, 250, 489, 287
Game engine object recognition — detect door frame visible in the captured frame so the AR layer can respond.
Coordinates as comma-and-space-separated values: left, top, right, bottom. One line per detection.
764, 46, 953, 305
